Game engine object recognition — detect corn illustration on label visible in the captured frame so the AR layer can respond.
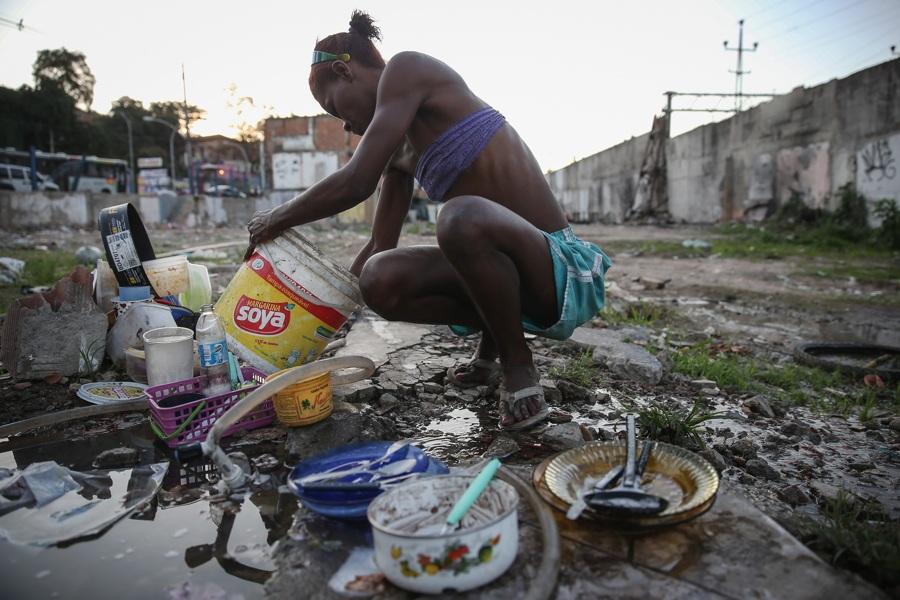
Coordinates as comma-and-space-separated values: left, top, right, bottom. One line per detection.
215, 251, 344, 372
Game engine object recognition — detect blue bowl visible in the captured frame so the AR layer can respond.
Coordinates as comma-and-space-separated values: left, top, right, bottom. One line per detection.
292, 456, 449, 520
288, 441, 430, 505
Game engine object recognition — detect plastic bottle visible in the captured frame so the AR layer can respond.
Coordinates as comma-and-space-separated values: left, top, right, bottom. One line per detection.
196, 303, 232, 396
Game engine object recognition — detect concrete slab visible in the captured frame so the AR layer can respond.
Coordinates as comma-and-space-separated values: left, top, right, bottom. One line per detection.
335, 311, 432, 369
267, 478, 885, 599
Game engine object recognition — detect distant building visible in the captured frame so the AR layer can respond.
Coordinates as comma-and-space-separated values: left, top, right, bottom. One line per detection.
191, 134, 254, 194
263, 115, 373, 222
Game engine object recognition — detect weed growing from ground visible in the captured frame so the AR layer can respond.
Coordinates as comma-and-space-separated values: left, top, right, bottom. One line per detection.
669, 344, 872, 414
549, 350, 597, 388
600, 301, 671, 327
636, 401, 725, 450
798, 492, 900, 591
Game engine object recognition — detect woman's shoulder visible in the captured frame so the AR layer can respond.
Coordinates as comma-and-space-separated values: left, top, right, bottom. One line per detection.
384, 51, 460, 82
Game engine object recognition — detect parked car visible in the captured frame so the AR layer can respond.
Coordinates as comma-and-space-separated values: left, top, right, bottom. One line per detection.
0, 163, 59, 191
205, 184, 247, 198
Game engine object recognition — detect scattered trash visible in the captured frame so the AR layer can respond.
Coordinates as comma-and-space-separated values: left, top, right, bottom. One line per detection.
77, 381, 149, 406
0, 266, 107, 379
682, 239, 712, 249
863, 373, 885, 388
92, 447, 139, 469
98, 203, 157, 289
0, 257, 25, 284
328, 547, 385, 597
143, 255, 190, 297
0, 461, 167, 546
106, 301, 176, 365
178, 263, 212, 312
74, 245, 103, 265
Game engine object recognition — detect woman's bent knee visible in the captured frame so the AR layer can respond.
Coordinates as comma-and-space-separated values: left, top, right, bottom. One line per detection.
358, 253, 405, 319
437, 195, 490, 253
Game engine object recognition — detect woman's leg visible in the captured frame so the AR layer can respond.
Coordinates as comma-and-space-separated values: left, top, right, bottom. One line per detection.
359, 195, 557, 425
435, 196, 557, 425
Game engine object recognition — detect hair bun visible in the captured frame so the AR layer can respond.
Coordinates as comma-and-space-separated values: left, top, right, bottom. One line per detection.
349, 10, 381, 41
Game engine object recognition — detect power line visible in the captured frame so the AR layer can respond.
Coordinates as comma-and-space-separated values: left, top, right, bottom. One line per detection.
776, 4, 900, 56
751, 0, 828, 33
0, 15, 39, 33
756, 0, 871, 43
807, 27, 899, 82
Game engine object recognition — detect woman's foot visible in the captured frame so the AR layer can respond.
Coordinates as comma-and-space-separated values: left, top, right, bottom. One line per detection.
447, 358, 500, 388
498, 364, 550, 430
446, 334, 500, 389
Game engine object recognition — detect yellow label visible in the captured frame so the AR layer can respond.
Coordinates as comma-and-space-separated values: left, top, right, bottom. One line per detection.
215, 251, 345, 372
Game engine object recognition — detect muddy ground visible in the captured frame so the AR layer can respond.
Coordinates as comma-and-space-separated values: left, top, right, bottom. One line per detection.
1, 221, 899, 594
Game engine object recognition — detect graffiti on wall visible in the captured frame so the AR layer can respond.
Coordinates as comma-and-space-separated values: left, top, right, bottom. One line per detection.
859, 139, 896, 182
857, 134, 900, 207
775, 142, 830, 209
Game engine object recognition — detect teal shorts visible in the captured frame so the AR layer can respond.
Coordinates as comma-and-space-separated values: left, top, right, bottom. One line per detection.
450, 226, 612, 341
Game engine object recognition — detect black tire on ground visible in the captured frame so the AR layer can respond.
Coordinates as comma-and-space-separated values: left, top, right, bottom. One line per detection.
793, 342, 900, 381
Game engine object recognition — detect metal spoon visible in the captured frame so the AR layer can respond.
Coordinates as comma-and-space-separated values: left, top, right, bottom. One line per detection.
584, 414, 669, 516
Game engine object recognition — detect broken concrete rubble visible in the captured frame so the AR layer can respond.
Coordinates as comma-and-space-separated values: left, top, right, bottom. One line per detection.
0, 266, 106, 379
540, 422, 587, 449
569, 326, 664, 385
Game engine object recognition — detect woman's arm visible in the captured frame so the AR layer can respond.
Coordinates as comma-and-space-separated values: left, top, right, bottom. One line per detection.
349, 166, 414, 276
246, 54, 427, 254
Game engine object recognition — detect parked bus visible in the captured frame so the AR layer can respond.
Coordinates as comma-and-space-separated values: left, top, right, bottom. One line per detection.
0, 148, 127, 193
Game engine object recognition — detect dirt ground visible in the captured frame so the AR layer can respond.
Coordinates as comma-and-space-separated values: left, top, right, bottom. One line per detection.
1, 220, 899, 593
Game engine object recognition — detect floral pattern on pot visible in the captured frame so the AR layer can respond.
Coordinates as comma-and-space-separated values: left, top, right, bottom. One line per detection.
391, 534, 501, 578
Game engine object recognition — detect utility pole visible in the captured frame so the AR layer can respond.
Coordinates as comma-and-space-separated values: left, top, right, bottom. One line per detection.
182, 63, 195, 195
116, 111, 136, 194
724, 19, 758, 112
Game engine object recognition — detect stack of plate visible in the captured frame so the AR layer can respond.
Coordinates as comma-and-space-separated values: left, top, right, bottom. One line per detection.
533, 441, 720, 529
287, 441, 448, 520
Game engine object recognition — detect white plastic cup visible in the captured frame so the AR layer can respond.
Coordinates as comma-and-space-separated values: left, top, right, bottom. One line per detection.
143, 326, 194, 387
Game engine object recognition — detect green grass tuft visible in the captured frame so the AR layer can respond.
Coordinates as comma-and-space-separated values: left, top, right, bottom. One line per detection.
798, 492, 900, 590
549, 350, 597, 388
637, 401, 725, 450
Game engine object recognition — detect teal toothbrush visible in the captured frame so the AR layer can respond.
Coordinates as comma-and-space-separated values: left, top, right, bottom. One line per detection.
440, 458, 502, 534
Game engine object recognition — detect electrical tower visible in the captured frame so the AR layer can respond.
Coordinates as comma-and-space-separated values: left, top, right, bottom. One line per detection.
724, 19, 758, 112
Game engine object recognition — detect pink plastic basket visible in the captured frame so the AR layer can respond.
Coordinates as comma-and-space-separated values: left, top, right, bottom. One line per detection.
146, 367, 275, 448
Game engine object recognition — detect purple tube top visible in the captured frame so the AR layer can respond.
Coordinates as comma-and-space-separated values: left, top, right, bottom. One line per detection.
414, 106, 506, 202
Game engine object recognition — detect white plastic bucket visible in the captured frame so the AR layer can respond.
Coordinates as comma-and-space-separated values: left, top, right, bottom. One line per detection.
214, 229, 362, 374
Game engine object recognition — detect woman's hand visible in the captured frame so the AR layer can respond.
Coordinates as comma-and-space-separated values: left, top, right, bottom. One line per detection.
244, 208, 283, 261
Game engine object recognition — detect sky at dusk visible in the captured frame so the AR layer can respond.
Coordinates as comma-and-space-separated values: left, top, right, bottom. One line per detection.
1, 0, 898, 170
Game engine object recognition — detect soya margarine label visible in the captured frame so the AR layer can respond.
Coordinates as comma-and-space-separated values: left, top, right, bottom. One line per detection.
215, 251, 342, 370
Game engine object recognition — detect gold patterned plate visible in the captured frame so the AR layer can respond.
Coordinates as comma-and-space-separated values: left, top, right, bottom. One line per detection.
542, 441, 719, 528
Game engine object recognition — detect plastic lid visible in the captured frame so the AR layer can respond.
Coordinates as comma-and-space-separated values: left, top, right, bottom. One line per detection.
77, 381, 148, 405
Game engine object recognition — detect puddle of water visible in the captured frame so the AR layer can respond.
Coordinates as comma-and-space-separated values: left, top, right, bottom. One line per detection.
0, 423, 297, 599
414, 408, 484, 460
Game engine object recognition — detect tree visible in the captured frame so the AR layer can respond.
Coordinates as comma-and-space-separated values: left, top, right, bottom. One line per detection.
32, 48, 96, 111
225, 82, 272, 143
148, 101, 206, 134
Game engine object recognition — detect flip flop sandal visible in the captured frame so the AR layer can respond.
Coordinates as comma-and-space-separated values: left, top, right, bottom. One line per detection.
446, 358, 501, 389
498, 386, 550, 431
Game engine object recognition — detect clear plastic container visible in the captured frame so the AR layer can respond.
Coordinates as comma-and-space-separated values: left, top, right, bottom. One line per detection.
142, 326, 194, 387
196, 304, 231, 396
178, 263, 212, 312
142, 255, 189, 296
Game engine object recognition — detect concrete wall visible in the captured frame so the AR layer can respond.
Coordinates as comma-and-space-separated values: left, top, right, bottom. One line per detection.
0, 190, 374, 230
547, 134, 648, 223
548, 57, 900, 224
